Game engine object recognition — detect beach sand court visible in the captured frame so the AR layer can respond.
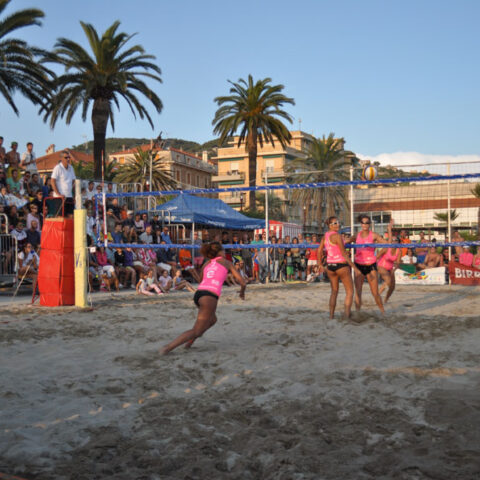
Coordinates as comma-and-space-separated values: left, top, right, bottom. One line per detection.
1, 283, 480, 479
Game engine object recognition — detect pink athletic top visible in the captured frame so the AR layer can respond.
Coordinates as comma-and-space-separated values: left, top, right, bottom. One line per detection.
198, 257, 228, 297
377, 248, 398, 271
354, 231, 376, 265
459, 252, 474, 267
474, 255, 480, 267
325, 231, 345, 263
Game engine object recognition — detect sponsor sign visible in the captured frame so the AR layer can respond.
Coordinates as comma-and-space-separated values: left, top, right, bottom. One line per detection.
449, 261, 480, 286
395, 267, 446, 285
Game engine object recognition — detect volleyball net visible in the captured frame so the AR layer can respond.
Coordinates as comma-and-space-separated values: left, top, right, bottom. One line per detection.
94, 160, 480, 252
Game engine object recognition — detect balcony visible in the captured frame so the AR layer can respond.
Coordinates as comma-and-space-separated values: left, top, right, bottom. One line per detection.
212, 171, 245, 183
261, 169, 286, 179
222, 196, 242, 205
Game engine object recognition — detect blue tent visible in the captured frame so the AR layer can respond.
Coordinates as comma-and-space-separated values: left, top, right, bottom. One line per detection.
155, 193, 264, 230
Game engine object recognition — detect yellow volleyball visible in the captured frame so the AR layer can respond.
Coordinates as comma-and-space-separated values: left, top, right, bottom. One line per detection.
362, 165, 378, 181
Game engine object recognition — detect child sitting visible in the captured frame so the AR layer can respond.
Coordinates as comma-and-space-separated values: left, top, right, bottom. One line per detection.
173, 270, 196, 292
136, 270, 163, 296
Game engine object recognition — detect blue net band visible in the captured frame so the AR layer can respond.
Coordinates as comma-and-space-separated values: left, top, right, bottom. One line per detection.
94, 171, 480, 200
106, 241, 480, 250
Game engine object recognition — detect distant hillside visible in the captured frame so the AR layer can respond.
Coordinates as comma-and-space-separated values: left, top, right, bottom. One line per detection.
71, 137, 223, 156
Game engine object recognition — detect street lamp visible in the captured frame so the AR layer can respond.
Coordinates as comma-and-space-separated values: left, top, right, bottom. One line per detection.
240, 192, 244, 212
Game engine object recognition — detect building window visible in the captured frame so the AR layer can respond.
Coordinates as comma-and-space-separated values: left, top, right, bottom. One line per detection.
266, 159, 275, 173
230, 162, 239, 174
176, 171, 180, 181
187, 173, 191, 185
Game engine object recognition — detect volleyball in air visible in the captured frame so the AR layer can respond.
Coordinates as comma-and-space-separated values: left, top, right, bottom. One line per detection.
362, 165, 378, 181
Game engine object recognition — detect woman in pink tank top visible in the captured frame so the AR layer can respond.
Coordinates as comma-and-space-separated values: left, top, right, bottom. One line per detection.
473, 251, 480, 269
317, 216, 360, 319
161, 242, 246, 354
354, 215, 386, 314
377, 220, 401, 304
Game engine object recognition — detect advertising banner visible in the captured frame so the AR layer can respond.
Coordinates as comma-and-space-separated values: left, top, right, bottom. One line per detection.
395, 267, 446, 285
449, 262, 480, 286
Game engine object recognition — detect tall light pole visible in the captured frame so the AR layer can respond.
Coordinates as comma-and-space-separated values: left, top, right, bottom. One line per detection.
240, 192, 244, 212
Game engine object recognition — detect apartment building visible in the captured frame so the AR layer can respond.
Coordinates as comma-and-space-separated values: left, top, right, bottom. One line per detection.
109, 145, 217, 190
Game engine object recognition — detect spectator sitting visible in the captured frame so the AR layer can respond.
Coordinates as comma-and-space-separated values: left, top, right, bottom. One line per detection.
7, 205, 19, 229
160, 225, 172, 244
401, 248, 417, 266
172, 270, 195, 292
137, 244, 159, 280
0, 169, 6, 188
0, 186, 7, 206
417, 246, 444, 270
20, 170, 31, 194
85, 181, 96, 201
141, 213, 150, 229
106, 207, 120, 233
27, 173, 43, 197
111, 224, 123, 244
122, 210, 135, 228
136, 271, 163, 296
95, 246, 119, 291
459, 246, 474, 267
472, 249, 480, 269
41, 176, 52, 198
134, 213, 144, 234
26, 220, 41, 248
158, 270, 173, 292
156, 240, 177, 276
114, 247, 136, 288
306, 265, 321, 283
11, 220, 26, 248
26, 203, 41, 231
7, 169, 21, 194
18, 243, 39, 284
139, 225, 154, 244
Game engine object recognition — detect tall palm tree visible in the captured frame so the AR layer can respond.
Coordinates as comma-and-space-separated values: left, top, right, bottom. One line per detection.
113, 147, 177, 192
286, 133, 357, 228
72, 158, 118, 181
41, 21, 163, 179
472, 183, 480, 238
0, 0, 51, 114
212, 75, 294, 209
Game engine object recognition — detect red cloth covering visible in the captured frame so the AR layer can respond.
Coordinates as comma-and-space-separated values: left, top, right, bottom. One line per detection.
38, 218, 75, 306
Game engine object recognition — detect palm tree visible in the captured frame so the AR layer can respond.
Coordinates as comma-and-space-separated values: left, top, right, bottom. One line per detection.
72, 158, 118, 181
472, 183, 480, 238
433, 209, 460, 223
113, 147, 177, 192
0, 0, 52, 114
212, 75, 294, 209
286, 133, 357, 228
41, 21, 163, 179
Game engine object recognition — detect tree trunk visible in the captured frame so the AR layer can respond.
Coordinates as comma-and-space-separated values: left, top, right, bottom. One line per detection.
247, 130, 258, 210
92, 98, 110, 180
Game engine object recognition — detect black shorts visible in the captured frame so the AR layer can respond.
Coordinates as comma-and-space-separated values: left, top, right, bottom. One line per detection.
193, 289, 219, 307
355, 262, 377, 276
327, 263, 349, 272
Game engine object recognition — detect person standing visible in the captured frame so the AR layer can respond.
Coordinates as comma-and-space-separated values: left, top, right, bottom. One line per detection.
317, 217, 360, 319
50, 150, 76, 217
20, 142, 37, 174
354, 214, 386, 314
0, 136, 6, 167
5, 141, 20, 178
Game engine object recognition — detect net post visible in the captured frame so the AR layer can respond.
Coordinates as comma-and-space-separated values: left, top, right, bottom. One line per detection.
102, 191, 108, 247
349, 164, 355, 264
265, 170, 269, 284
74, 179, 87, 307
447, 162, 452, 285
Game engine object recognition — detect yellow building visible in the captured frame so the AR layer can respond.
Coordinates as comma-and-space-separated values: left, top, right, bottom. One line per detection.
211, 131, 313, 214
109, 145, 217, 190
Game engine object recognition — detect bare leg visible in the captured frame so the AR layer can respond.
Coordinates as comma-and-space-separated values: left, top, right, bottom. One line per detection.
354, 272, 364, 311
338, 267, 354, 318
161, 296, 218, 354
366, 270, 385, 313
384, 271, 396, 303
326, 269, 340, 319
378, 267, 391, 296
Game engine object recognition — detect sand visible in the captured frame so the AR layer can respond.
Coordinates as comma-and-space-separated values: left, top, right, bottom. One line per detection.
1, 283, 480, 480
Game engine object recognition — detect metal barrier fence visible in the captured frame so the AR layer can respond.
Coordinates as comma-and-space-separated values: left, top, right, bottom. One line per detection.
0, 234, 18, 287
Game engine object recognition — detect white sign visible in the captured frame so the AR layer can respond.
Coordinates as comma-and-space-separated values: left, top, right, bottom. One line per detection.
395, 267, 446, 285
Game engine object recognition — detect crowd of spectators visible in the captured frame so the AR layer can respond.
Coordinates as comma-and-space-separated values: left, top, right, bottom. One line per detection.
1, 134, 478, 294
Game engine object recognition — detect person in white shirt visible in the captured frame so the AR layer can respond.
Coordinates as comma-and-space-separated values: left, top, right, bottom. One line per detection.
18, 243, 39, 282
158, 270, 173, 292
50, 150, 76, 217
401, 248, 417, 265
20, 142, 37, 174
85, 181, 96, 201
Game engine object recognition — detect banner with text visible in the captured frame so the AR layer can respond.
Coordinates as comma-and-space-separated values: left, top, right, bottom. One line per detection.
449, 262, 480, 286
395, 267, 446, 285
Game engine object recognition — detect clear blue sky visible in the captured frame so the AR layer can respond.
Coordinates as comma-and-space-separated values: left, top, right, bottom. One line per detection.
2, 0, 480, 160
